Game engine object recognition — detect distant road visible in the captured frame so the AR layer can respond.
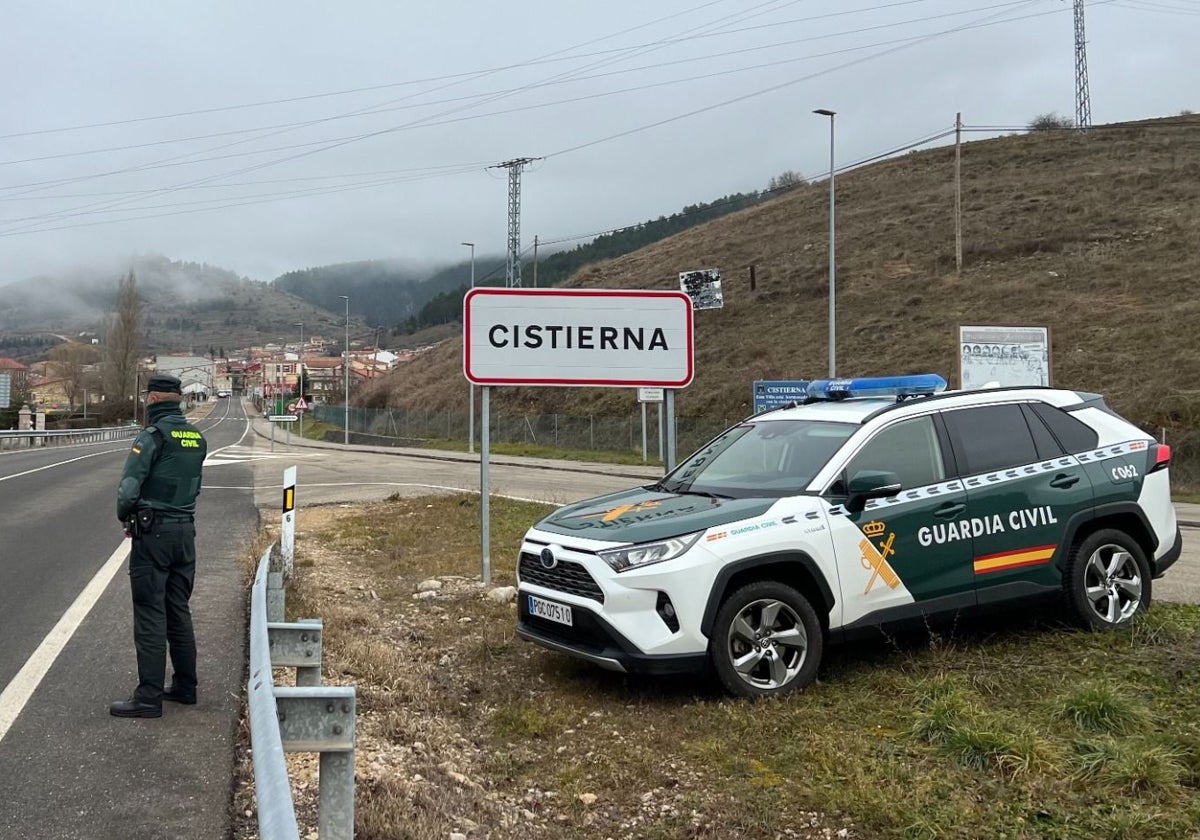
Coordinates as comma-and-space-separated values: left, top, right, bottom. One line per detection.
0, 397, 257, 840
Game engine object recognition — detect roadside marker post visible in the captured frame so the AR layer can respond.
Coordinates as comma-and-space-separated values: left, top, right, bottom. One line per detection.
281, 466, 297, 579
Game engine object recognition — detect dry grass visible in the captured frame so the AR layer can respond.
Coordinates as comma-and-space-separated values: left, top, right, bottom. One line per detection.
366, 118, 1200, 487
232, 494, 1200, 840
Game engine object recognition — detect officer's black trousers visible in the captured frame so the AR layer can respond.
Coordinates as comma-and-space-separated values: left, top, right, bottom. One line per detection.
128, 522, 197, 703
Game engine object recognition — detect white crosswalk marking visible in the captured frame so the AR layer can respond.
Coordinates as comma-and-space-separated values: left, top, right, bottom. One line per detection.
203, 445, 324, 466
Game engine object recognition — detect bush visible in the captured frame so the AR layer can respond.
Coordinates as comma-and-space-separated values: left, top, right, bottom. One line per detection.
767, 170, 806, 192
1029, 112, 1076, 131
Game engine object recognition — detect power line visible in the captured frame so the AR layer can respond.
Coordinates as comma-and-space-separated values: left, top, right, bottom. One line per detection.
0, 0, 1038, 171
0, 1, 1117, 238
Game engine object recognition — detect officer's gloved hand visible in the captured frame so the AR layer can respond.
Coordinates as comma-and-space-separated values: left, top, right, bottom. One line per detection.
122, 517, 135, 538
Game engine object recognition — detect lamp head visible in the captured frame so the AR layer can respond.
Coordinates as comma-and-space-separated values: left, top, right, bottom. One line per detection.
813, 108, 836, 117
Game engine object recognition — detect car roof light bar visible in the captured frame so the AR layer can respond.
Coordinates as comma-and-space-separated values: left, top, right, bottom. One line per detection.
805, 374, 947, 401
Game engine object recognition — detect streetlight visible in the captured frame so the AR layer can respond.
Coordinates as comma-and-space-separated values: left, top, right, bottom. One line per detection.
295, 322, 304, 439
813, 108, 836, 378
339, 295, 350, 445
462, 241, 476, 455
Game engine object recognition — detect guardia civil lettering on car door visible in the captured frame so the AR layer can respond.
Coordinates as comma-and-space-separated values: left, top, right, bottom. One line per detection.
515, 375, 1182, 698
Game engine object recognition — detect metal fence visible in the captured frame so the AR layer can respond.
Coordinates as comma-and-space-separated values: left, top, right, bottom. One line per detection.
0, 426, 139, 451
312, 404, 733, 462
249, 545, 356, 840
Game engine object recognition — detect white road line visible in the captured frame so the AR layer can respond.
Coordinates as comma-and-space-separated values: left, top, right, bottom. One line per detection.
0, 448, 126, 483
0, 541, 130, 745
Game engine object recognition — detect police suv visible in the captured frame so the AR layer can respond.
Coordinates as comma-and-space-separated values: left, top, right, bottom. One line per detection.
516, 375, 1182, 697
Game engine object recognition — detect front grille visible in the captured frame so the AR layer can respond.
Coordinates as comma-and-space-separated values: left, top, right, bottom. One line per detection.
519, 552, 605, 603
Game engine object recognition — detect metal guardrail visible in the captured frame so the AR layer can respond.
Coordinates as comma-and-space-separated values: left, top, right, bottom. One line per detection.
250, 546, 356, 839
0, 426, 140, 450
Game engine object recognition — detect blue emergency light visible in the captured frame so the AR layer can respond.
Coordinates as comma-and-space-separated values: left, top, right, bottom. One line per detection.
805, 374, 947, 401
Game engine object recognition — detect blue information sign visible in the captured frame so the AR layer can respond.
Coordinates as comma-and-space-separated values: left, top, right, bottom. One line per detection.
752, 379, 809, 413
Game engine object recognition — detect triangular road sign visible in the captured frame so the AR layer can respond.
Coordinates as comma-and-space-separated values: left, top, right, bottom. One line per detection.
293, 396, 309, 411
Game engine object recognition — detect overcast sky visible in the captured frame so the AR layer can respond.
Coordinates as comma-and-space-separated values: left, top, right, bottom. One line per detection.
0, 0, 1194, 286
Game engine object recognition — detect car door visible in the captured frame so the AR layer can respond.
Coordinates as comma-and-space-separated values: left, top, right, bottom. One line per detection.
825, 414, 976, 629
940, 403, 1094, 604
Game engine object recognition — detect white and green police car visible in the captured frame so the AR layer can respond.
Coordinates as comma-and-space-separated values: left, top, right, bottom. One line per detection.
516, 375, 1182, 697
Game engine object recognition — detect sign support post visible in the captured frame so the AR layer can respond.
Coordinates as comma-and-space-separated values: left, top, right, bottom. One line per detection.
480, 387, 491, 585
640, 401, 648, 463
665, 389, 678, 471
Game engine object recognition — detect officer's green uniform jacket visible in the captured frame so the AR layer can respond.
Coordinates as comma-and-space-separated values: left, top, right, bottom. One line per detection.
116, 400, 207, 521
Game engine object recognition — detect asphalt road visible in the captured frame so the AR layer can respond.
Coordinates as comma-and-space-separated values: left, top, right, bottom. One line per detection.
0, 397, 257, 840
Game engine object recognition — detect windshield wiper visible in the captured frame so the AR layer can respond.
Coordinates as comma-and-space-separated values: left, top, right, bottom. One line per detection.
673, 488, 734, 500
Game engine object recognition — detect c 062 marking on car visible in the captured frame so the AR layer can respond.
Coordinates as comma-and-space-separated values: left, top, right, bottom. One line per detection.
1111, 464, 1139, 481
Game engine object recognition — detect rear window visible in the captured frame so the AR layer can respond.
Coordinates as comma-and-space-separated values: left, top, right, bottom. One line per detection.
1030, 402, 1099, 454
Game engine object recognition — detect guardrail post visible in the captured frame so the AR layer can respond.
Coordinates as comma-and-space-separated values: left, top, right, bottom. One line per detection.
268, 619, 322, 687
275, 687, 356, 840
266, 570, 285, 623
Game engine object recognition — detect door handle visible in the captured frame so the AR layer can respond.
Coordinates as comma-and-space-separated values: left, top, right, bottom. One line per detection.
933, 502, 966, 518
1049, 473, 1080, 489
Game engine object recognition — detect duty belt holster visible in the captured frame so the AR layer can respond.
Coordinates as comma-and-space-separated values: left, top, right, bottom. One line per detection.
127, 508, 155, 539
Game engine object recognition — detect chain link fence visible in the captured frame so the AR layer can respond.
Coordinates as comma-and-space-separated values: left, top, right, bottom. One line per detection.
311, 404, 733, 460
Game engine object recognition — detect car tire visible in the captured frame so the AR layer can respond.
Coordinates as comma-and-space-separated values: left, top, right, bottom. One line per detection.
709, 581, 823, 698
1063, 528, 1152, 630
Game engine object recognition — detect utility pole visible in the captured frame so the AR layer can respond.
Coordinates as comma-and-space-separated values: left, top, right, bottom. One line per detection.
1074, 0, 1092, 129
955, 111, 963, 273
493, 157, 538, 287
532, 235, 539, 288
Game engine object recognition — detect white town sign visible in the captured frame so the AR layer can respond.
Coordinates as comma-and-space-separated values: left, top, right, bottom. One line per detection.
463, 288, 694, 387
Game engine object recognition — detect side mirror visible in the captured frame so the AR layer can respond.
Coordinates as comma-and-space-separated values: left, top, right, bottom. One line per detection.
845, 470, 902, 514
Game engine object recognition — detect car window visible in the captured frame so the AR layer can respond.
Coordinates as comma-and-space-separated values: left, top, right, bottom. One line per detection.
1020, 404, 1065, 459
1029, 402, 1099, 454
844, 416, 945, 490
665, 419, 856, 497
943, 404, 1039, 475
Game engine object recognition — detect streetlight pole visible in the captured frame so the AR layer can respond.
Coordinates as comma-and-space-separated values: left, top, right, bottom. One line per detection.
462, 241, 476, 454
813, 108, 837, 378
339, 295, 349, 445
295, 322, 304, 439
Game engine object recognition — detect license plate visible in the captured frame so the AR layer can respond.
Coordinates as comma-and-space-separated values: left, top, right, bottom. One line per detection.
528, 595, 573, 627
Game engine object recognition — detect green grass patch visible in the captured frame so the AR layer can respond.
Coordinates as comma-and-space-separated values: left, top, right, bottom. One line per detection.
1055, 682, 1150, 735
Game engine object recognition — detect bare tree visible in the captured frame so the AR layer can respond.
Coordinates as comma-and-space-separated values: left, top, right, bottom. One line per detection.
102, 271, 143, 417
49, 341, 98, 411
767, 170, 806, 192
1028, 112, 1075, 131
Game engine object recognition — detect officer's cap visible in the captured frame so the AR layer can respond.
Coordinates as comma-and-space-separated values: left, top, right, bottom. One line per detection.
146, 373, 183, 395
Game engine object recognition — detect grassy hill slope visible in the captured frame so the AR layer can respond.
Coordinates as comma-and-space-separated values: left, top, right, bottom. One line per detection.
360, 117, 1200, 484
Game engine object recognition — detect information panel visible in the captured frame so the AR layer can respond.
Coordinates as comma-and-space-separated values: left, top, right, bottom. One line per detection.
752, 379, 810, 413
959, 325, 1050, 390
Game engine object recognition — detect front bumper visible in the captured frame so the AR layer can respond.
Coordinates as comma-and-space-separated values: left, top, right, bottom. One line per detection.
1153, 526, 1183, 578
517, 594, 707, 676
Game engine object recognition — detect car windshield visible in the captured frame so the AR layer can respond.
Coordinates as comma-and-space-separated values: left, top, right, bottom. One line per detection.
657, 418, 857, 498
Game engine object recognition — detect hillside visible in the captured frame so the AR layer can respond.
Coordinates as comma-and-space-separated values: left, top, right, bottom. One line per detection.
359, 116, 1200, 485
0, 254, 359, 356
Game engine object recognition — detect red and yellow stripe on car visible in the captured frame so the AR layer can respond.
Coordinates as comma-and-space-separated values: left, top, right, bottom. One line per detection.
973, 544, 1056, 575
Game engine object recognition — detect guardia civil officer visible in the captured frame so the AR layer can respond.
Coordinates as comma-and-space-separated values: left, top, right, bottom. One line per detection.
110, 373, 208, 718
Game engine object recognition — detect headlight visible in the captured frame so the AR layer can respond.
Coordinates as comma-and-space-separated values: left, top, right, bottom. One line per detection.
598, 532, 703, 573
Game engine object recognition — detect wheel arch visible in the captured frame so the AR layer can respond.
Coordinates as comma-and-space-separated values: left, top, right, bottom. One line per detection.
1058, 502, 1157, 571
699, 552, 835, 640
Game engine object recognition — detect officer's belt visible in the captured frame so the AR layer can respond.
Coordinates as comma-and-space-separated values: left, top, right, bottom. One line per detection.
155, 514, 195, 524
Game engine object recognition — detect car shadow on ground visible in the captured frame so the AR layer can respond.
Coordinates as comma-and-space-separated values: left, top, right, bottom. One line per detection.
530, 601, 1105, 703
